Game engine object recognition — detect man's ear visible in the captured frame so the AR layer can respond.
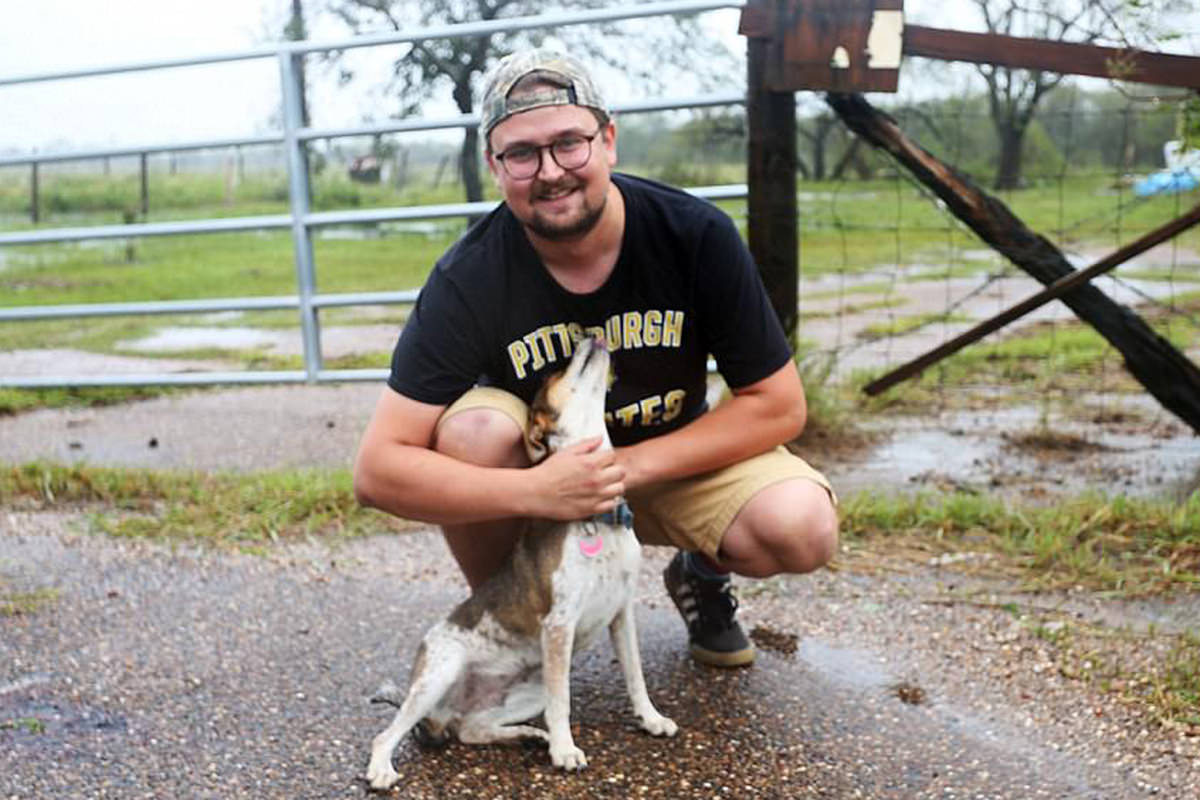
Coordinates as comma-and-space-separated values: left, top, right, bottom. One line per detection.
603, 119, 618, 167
524, 409, 552, 464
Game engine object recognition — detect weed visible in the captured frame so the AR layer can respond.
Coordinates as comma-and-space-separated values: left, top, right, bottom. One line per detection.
0, 717, 47, 734
0, 586, 59, 616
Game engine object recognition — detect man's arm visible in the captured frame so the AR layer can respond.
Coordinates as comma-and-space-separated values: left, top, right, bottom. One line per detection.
614, 360, 806, 492
352, 388, 626, 524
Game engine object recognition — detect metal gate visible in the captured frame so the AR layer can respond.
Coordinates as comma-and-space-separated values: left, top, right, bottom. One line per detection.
0, 0, 746, 388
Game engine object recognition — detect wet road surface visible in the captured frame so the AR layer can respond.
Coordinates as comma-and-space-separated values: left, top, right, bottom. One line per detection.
3, 512, 1189, 799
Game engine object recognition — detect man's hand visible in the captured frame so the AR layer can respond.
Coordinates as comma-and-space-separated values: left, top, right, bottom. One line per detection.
527, 437, 625, 520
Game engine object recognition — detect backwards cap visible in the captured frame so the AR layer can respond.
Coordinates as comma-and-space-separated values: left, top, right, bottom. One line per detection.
479, 49, 608, 140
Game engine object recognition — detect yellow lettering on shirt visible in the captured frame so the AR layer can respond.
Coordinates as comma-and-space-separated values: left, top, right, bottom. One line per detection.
662, 310, 684, 347
662, 389, 686, 422
642, 310, 663, 346
508, 340, 531, 380
622, 312, 643, 350
639, 395, 662, 425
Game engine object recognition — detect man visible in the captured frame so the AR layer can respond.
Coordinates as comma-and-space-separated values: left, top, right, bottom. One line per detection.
354, 48, 838, 667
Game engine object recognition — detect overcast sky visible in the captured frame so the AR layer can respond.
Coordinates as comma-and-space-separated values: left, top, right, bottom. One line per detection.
1, 1, 1196, 156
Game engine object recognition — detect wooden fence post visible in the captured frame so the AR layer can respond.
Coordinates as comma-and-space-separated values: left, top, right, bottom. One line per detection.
746, 35, 799, 344
140, 152, 149, 217
30, 162, 39, 224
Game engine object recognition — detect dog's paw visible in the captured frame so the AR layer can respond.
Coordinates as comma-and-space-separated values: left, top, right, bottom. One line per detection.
366, 760, 401, 792
640, 713, 678, 738
550, 744, 588, 770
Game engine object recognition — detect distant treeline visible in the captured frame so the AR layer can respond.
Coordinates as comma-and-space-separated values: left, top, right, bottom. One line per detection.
0, 86, 1189, 220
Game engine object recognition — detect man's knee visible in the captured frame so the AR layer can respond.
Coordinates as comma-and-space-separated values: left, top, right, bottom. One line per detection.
784, 483, 839, 572
724, 479, 839, 576
434, 407, 527, 467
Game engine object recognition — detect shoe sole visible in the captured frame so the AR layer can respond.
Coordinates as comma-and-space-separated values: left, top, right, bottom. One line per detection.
689, 642, 756, 668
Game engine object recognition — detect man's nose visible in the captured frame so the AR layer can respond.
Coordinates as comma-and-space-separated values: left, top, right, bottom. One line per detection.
535, 147, 567, 179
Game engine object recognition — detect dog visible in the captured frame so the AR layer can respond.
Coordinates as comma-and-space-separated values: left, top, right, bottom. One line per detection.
365, 334, 677, 791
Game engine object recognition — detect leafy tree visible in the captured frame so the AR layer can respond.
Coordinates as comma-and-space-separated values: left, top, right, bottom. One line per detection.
318, 0, 737, 204
964, 0, 1187, 190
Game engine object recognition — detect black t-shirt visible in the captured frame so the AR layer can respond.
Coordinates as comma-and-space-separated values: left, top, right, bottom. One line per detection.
388, 173, 792, 447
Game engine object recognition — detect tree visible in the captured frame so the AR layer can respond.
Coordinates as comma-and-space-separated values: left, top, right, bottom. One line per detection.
285, 0, 312, 127
320, 0, 737, 204
966, 0, 1189, 190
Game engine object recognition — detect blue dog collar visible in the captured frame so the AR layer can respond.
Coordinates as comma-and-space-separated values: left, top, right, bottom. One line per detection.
590, 500, 633, 528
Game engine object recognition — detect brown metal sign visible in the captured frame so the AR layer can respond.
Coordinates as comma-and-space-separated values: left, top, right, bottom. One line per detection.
740, 0, 903, 92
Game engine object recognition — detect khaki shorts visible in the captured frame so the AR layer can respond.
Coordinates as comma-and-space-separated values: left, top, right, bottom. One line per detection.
439, 387, 835, 560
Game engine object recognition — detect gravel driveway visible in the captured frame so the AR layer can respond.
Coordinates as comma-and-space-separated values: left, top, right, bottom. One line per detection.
2, 386, 1199, 798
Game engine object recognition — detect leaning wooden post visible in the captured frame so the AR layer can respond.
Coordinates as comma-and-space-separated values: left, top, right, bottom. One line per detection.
828, 92, 1200, 434
745, 33, 799, 343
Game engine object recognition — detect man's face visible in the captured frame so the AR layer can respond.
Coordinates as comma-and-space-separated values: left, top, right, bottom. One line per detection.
486, 104, 617, 242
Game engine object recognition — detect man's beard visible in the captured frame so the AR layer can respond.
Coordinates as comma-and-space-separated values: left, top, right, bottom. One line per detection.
524, 179, 607, 241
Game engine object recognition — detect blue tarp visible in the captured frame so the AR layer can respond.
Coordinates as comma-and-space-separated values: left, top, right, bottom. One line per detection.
1134, 169, 1199, 197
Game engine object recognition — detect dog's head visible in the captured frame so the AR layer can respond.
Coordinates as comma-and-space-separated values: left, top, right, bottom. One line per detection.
525, 334, 611, 464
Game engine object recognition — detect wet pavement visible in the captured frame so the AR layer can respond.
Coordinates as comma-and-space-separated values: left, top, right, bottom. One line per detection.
2, 384, 1200, 798
3, 511, 1198, 799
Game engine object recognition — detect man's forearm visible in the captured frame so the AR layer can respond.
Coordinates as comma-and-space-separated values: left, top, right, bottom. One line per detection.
355, 444, 534, 525
617, 370, 806, 490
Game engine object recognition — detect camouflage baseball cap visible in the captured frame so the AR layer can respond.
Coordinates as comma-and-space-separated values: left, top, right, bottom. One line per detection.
479, 49, 608, 141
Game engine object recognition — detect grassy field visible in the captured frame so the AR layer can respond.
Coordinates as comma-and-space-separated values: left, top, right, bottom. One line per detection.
3, 169, 1198, 306
1, 168, 1198, 418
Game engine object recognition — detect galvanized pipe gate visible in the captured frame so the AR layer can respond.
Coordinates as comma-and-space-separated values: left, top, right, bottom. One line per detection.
0, 0, 748, 389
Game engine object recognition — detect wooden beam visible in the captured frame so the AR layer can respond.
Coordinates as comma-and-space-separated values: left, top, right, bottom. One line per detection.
827, 92, 1200, 434
865, 204, 1200, 395
905, 25, 1200, 89
746, 35, 800, 342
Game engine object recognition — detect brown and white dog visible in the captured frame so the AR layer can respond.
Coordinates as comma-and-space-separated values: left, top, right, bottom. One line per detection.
365, 335, 677, 791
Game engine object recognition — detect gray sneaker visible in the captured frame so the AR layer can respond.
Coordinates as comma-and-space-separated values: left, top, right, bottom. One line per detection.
663, 552, 755, 667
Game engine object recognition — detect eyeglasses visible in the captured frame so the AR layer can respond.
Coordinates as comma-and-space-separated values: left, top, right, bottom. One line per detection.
492, 127, 603, 180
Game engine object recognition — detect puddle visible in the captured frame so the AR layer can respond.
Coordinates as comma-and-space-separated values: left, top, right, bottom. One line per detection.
797, 639, 893, 690
832, 401, 1200, 501
121, 326, 291, 353
316, 220, 461, 240
115, 323, 400, 360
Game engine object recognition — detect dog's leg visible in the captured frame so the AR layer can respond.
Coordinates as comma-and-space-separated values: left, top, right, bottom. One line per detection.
610, 604, 678, 737
459, 678, 549, 745
541, 621, 586, 769
458, 719, 549, 745
366, 644, 465, 791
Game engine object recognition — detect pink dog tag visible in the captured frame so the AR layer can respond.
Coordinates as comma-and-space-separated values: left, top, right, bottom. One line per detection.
579, 534, 603, 558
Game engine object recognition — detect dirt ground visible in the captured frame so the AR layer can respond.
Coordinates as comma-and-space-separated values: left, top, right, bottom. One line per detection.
2, 381, 1199, 798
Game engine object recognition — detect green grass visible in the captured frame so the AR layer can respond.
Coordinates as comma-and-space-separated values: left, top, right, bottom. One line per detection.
856, 312, 973, 341
0, 584, 59, 617
1023, 619, 1200, 733
0, 462, 416, 549
2, 169, 1197, 419
841, 490, 1200, 596
0, 717, 47, 734
6, 461, 1197, 599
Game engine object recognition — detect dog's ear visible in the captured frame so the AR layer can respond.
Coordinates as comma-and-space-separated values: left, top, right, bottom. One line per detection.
526, 372, 562, 464
525, 408, 551, 464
